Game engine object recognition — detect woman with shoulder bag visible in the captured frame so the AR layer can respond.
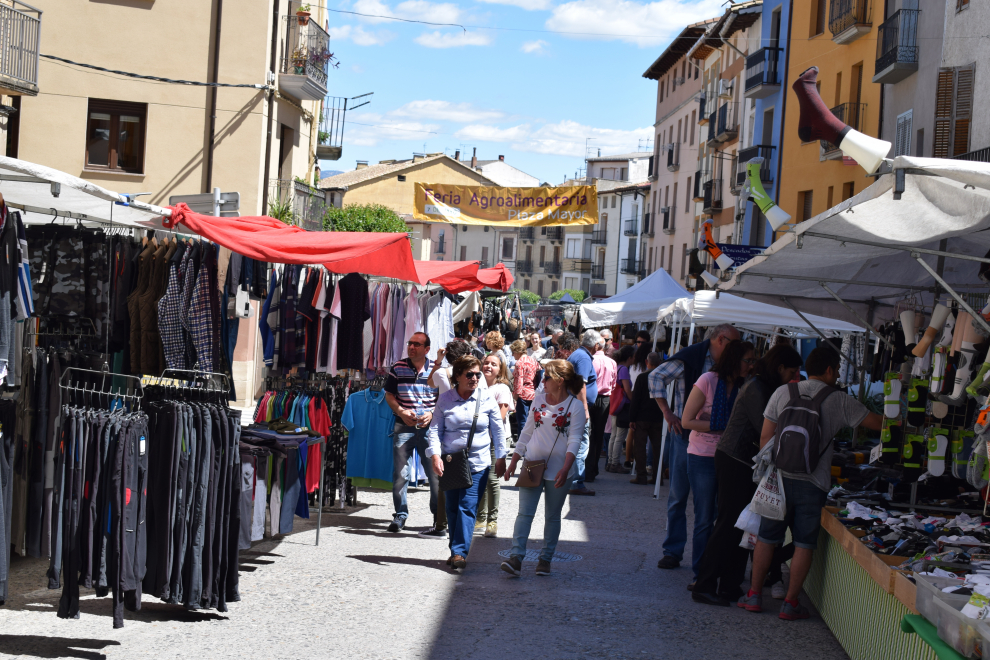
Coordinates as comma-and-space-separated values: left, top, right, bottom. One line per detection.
500, 359, 587, 577
606, 345, 635, 473
428, 356, 507, 570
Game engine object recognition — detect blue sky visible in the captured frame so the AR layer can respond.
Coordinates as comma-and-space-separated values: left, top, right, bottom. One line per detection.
318, 0, 725, 183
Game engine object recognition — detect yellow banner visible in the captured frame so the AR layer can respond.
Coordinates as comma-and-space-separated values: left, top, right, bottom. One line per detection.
413, 183, 597, 226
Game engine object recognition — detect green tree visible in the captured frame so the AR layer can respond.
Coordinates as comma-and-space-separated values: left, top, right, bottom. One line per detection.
514, 289, 540, 304
322, 203, 410, 233
549, 289, 585, 303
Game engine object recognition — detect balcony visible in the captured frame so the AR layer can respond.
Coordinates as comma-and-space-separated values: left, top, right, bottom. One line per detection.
873, 9, 919, 84
735, 145, 776, 187
0, 2, 39, 97
714, 103, 739, 143
543, 261, 562, 276
667, 142, 680, 172
570, 259, 593, 274
829, 0, 872, 45
706, 110, 717, 144
435, 240, 445, 254
519, 227, 535, 241
317, 96, 354, 161
662, 206, 676, 234
591, 230, 607, 245
269, 178, 328, 231
698, 95, 707, 124
545, 227, 564, 241
703, 179, 723, 214
642, 212, 654, 237
955, 147, 990, 163
623, 219, 639, 236
820, 103, 865, 158
744, 48, 783, 100
621, 259, 644, 276
279, 4, 332, 102
591, 264, 605, 280
516, 259, 533, 274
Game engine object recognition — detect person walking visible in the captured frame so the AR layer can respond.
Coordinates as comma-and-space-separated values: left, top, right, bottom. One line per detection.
587, 330, 616, 483
629, 351, 664, 484
554, 332, 595, 496
650, 324, 740, 570
500, 360, 586, 577
476, 353, 512, 538
606, 345, 635, 473
741, 347, 882, 619
427, 356, 507, 570
600, 328, 617, 358
679, 340, 756, 586
384, 331, 440, 533
692, 344, 803, 606
511, 339, 538, 429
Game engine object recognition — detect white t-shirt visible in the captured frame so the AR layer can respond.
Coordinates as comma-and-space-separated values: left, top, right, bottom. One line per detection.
488, 382, 513, 436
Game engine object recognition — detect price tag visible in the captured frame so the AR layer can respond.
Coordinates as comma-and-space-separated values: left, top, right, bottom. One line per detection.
870, 443, 882, 464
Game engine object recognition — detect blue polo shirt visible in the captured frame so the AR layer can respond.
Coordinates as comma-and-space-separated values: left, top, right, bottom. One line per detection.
568, 347, 597, 403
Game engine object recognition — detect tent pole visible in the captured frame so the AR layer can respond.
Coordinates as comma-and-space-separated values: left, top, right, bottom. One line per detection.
780, 297, 857, 365
803, 231, 990, 266
818, 282, 895, 351
913, 254, 990, 337
654, 314, 682, 497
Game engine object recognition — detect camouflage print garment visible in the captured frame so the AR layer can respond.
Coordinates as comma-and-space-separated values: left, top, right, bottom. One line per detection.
27, 235, 86, 318
83, 236, 110, 339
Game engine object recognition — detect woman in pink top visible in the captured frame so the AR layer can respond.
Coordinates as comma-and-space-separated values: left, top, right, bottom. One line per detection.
678, 340, 755, 584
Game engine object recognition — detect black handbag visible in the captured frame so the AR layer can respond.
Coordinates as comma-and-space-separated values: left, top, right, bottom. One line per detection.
437, 395, 481, 492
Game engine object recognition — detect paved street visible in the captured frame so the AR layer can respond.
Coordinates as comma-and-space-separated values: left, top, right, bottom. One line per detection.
0, 468, 848, 660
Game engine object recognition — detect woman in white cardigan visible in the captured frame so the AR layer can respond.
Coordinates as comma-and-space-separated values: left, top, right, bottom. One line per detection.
500, 359, 587, 577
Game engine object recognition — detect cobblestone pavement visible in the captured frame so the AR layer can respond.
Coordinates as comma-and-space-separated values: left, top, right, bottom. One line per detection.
0, 467, 849, 660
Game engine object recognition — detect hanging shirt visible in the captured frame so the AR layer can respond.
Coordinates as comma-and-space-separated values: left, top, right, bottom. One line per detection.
342, 388, 395, 489
336, 273, 371, 371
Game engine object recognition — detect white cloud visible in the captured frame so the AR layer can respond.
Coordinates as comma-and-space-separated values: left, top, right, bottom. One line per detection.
476, 0, 552, 10
547, 0, 724, 47
455, 124, 532, 142
414, 30, 492, 48
515, 120, 653, 157
346, 112, 441, 147
327, 24, 395, 46
351, 0, 463, 24
520, 39, 548, 53
392, 100, 504, 123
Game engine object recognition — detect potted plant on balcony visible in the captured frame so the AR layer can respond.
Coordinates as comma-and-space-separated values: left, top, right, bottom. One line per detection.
296, 3, 311, 25
291, 47, 307, 74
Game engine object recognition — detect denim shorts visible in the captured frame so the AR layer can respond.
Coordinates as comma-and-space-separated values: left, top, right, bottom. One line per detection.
757, 476, 828, 550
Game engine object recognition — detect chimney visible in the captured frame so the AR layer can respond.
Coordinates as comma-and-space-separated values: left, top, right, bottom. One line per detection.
454, 149, 461, 161
471, 147, 477, 169
356, 160, 368, 170
598, 148, 601, 157
413, 153, 424, 162
498, 155, 504, 161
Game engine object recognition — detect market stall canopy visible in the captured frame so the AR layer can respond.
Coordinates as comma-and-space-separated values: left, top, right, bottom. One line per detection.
414, 260, 513, 294
580, 267, 689, 328
718, 156, 990, 326
658, 291, 863, 335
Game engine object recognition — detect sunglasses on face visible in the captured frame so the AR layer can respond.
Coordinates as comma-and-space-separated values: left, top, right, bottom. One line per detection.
464, 372, 482, 380
407, 341, 425, 347
743, 358, 757, 365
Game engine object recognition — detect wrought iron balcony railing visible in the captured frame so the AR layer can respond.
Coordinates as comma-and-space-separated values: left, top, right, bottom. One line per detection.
279, 2, 332, 101
703, 179, 723, 214
735, 145, 776, 187
829, 0, 872, 44
591, 264, 605, 280
543, 261, 562, 276
744, 47, 783, 99
623, 219, 639, 236
0, 1, 40, 97
591, 230, 607, 245
516, 259, 533, 274
519, 227, 536, 240
874, 9, 919, 84
545, 227, 564, 241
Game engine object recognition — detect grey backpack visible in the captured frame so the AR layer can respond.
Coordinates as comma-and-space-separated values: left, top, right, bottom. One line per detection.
773, 383, 834, 474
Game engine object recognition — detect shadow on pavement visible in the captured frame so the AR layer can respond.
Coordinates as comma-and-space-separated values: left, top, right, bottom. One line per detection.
0, 634, 120, 660
346, 554, 450, 572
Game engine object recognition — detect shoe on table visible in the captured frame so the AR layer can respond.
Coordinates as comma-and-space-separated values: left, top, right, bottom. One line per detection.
536, 559, 551, 576
657, 555, 680, 569
737, 591, 763, 613
568, 487, 596, 496
771, 581, 787, 600
501, 556, 522, 576
630, 476, 647, 485
451, 555, 467, 570
387, 517, 405, 533
779, 600, 811, 620
692, 591, 729, 607
484, 522, 498, 538
418, 526, 448, 538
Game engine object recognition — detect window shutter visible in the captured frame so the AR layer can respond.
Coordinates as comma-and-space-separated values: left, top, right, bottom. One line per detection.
933, 69, 954, 158
953, 65, 974, 157
801, 190, 814, 221
895, 111, 913, 157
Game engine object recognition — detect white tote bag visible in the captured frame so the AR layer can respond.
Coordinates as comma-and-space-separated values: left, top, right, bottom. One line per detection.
750, 466, 787, 521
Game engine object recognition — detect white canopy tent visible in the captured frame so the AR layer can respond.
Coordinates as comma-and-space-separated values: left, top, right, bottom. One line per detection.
580, 267, 689, 328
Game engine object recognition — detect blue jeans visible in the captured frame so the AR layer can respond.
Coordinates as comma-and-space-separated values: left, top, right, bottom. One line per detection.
445, 468, 488, 557
685, 453, 717, 578
516, 398, 532, 431
758, 477, 828, 549
392, 424, 438, 522
511, 479, 570, 562
571, 420, 592, 489
661, 431, 690, 561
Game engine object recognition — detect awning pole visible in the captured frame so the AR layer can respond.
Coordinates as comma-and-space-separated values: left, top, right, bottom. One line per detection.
804, 231, 990, 266
913, 253, 990, 337
780, 297, 857, 365
818, 282, 895, 351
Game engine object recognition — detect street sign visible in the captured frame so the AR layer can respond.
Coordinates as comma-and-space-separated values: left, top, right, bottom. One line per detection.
716, 243, 765, 269
169, 191, 240, 217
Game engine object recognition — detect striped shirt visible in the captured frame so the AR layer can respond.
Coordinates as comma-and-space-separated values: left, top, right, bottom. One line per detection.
384, 357, 438, 413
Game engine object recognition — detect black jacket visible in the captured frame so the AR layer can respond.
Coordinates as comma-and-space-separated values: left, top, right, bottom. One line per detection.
629, 371, 663, 424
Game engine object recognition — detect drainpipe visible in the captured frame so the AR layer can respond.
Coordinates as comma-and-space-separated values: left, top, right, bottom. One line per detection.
261, 0, 281, 215
205, 0, 224, 193
771, 0, 795, 244
718, 13, 747, 58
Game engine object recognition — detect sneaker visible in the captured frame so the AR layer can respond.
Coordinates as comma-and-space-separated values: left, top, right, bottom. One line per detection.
500, 556, 522, 576
630, 476, 648, 485
568, 487, 596, 496
656, 555, 680, 569
387, 518, 404, 533
451, 555, 467, 570
474, 521, 486, 534
771, 581, 787, 600
737, 591, 763, 613
779, 600, 811, 621
605, 464, 615, 473
692, 591, 730, 607
484, 522, 498, 538
536, 560, 551, 576
418, 526, 448, 539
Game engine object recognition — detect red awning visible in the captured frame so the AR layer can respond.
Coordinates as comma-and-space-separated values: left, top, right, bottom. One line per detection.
415, 260, 513, 294
163, 203, 420, 282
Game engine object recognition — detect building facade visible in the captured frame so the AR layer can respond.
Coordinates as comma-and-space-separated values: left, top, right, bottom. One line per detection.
938, 0, 985, 160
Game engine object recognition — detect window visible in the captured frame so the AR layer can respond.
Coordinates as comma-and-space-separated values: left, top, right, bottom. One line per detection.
460, 245, 467, 260
86, 99, 147, 173
565, 276, 577, 289
842, 181, 854, 201
539, 245, 546, 266
566, 238, 581, 258
934, 65, 974, 158
550, 280, 559, 294
537, 280, 544, 296
826, 186, 834, 209
481, 246, 489, 263
686, 177, 692, 212
895, 110, 913, 157
502, 237, 515, 259
660, 246, 665, 269
5, 96, 19, 158
620, 167, 627, 181
397, 174, 406, 182
799, 190, 814, 221
680, 243, 687, 279
611, 196, 616, 209
647, 247, 653, 273
523, 279, 530, 291
812, 0, 826, 36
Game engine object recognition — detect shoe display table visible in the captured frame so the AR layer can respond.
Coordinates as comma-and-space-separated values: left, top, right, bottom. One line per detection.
803, 509, 939, 660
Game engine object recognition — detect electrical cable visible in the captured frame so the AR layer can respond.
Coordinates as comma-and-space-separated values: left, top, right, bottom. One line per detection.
40, 54, 270, 89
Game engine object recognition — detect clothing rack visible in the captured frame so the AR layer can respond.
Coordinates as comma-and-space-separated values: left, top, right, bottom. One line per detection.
59, 365, 144, 407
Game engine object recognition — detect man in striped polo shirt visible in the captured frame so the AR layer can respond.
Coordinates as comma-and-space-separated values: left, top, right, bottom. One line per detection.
385, 331, 440, 533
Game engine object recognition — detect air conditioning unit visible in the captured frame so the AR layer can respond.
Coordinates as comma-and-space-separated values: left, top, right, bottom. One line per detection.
718, 79, 734, 99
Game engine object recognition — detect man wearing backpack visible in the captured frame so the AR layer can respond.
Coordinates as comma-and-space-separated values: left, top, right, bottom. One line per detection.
739, 347, 882, 620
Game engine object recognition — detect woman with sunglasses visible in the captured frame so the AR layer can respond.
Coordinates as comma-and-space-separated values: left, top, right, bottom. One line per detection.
428, 356, 507, 570
678, 340, 755, 588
